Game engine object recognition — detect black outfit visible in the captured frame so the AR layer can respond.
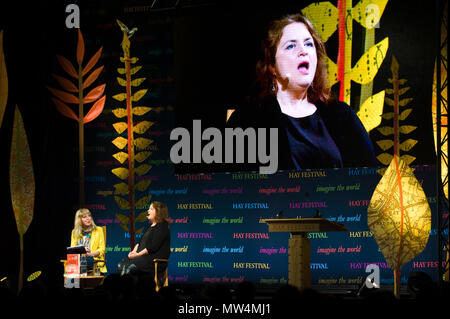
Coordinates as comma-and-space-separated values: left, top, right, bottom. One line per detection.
226, 96, 377, 171
117, 221, 170, 277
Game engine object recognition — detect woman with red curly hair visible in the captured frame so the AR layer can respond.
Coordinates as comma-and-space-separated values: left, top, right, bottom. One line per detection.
228, 14, 376, 171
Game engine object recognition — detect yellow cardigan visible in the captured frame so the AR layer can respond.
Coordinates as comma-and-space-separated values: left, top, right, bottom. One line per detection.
71, 226, 107, 273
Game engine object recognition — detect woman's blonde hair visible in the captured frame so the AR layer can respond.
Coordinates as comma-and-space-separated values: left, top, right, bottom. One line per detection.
255, 14, 331, 103
151, 201, 170, 224
73, 208, 97, 238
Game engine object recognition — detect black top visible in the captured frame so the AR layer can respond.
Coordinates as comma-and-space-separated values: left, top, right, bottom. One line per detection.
133, 221, 170, 273
227, 96, 377, 171
283, 111, 343, 169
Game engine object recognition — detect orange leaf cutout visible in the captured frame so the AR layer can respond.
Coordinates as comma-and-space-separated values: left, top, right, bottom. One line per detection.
56, 54, 78, 78
84, 84, 105, 103
83, 65, 104, 89
82, 47, 103, 76
84, 95, 105, 123
52, 74, 78, 93
51, 98, 78, 121
77, 29, 85, 65
47, 86, 78, 104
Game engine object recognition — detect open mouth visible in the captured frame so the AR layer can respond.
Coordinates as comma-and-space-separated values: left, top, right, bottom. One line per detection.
298, 61, 309, 72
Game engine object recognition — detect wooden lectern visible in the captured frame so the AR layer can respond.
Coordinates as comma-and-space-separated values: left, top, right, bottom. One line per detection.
261, 218, 348, 290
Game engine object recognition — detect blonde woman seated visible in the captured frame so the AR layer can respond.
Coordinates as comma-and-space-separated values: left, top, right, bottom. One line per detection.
71, 208, 107, 274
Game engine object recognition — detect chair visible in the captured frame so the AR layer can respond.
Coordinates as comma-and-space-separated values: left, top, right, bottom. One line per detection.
153, 258, 169, 292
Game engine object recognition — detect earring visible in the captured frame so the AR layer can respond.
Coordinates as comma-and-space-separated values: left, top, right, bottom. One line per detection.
271, 82, 276, 92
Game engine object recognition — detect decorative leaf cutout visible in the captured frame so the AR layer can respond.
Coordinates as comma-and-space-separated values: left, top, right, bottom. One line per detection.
135, 164, 152, 176
0, 30, 8, 127
397, 87, 410, 96
135, 195, 152, 209
115, 213, 129, 224
400, 154, 416, 165
301, 2, 339, 42
51, 98, 78, 121
47, 86, 78, 104
368, 156, 431, 282
52, 74, 78, 93
10, 105, 35, 295
399, 98, 413, 107
135, 227, 144, 235
77, 29, 85, 65
83, 95, 105, 123
135, 151, 151, 163
377, 153, 393, 165
112, 136, 128, 149
135, 179, 151, 192
399, 109, 413, 121
131, 78, 146, 87
50, 31, 105, 208
115, 196, 130, 210
112, 108, 127, 118
113, 122, 128, 134
130, 65, 142, 75
377, 126, 394, 136
117, 77, 127, 86
82, 47, 103, 76
382, 112, 394, 120
113, 182, 128, 195
133, 121, 153, 134
117, 68, 126, 75
134, 137, 153, 150
399, 125, 417, 134
56, 54, 78, 78
84, 84, 106, 103
10, 105, 35, 235
399, 139, 418, 152
325, 56, 338, 87
112, 93, 127, 102
112, 167, 128, 180
385, 97, 394, 106
131, 89, 147, 102
357, 90, 385, 132
376, 140, 394, 151
133, 106, 151, 116
83, 65, 104, 89
352, 37, 389, 84
135, 211, 148, 223
113, 151, 128, 164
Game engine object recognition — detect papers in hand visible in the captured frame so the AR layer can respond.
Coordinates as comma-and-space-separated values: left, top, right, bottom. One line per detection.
67, 245, 87, 254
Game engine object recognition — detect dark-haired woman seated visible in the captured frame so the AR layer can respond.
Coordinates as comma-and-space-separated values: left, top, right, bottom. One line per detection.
117, 201, 170, 278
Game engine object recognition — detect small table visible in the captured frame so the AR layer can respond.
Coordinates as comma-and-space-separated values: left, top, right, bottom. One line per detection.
261, 218, 348, 290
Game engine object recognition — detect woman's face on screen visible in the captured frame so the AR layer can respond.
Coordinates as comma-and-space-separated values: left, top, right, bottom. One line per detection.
274, 22, 317, 93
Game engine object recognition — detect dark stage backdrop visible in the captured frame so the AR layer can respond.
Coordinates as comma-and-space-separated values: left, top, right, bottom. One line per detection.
0, 0, 443, 289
